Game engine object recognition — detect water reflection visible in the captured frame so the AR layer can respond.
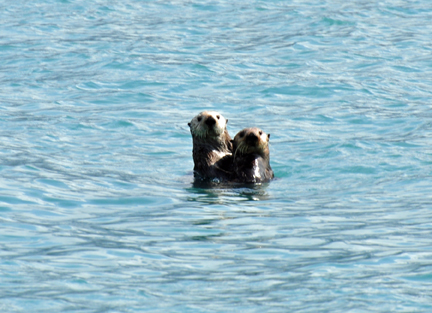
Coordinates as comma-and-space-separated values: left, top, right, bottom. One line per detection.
186, 179, 272, 203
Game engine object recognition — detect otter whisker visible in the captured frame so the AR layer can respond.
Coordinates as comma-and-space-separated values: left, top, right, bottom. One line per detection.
233, 142, 244, 161
234, 143, 239, 161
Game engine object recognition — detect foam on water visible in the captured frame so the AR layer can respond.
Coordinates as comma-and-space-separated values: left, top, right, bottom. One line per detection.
1, 0, 432, 312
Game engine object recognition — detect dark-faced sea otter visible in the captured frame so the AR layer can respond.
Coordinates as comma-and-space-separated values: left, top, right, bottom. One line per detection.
232, 127, 274, 183
188, 111, 233, 181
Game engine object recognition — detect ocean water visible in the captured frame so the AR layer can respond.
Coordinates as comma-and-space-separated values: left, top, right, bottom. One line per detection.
1, 0, 432, 312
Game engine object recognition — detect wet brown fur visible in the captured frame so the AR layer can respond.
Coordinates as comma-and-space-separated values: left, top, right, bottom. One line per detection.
232, 127, 274, 183
188, 111, 233, 181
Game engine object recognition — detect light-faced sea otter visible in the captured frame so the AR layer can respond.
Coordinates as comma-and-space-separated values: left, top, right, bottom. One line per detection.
188, 111, 233, 181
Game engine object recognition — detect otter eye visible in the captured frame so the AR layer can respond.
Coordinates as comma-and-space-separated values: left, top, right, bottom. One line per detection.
197, 117, 202, 122
216, 115, 220, 120
259, 131, 263, 136
239, 131, 245, 138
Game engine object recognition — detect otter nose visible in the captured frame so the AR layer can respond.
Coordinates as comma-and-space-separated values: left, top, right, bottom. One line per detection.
205, 116, 216, 126
246, 133, 258, 143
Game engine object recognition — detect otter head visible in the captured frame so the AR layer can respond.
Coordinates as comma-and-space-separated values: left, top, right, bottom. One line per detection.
233, 127, 270, 159
188, 111, 228, 140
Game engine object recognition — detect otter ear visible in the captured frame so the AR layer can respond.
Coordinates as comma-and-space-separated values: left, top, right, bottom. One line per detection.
268, 134, 271, 140
226, 119, 228, 124
188, 122, 191, 127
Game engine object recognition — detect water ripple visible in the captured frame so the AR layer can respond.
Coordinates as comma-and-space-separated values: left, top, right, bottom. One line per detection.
1, 0, 432, 312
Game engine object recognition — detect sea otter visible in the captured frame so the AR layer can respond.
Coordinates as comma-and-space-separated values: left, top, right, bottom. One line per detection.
232, 127, 274, 183
188, 111, 233, 181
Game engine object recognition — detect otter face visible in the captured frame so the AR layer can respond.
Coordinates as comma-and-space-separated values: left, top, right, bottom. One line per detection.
233, 127, 270, 157
188, 111, 228, 139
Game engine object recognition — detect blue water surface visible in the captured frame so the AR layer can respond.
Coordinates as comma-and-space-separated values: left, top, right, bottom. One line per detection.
1, 0, 432, 312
